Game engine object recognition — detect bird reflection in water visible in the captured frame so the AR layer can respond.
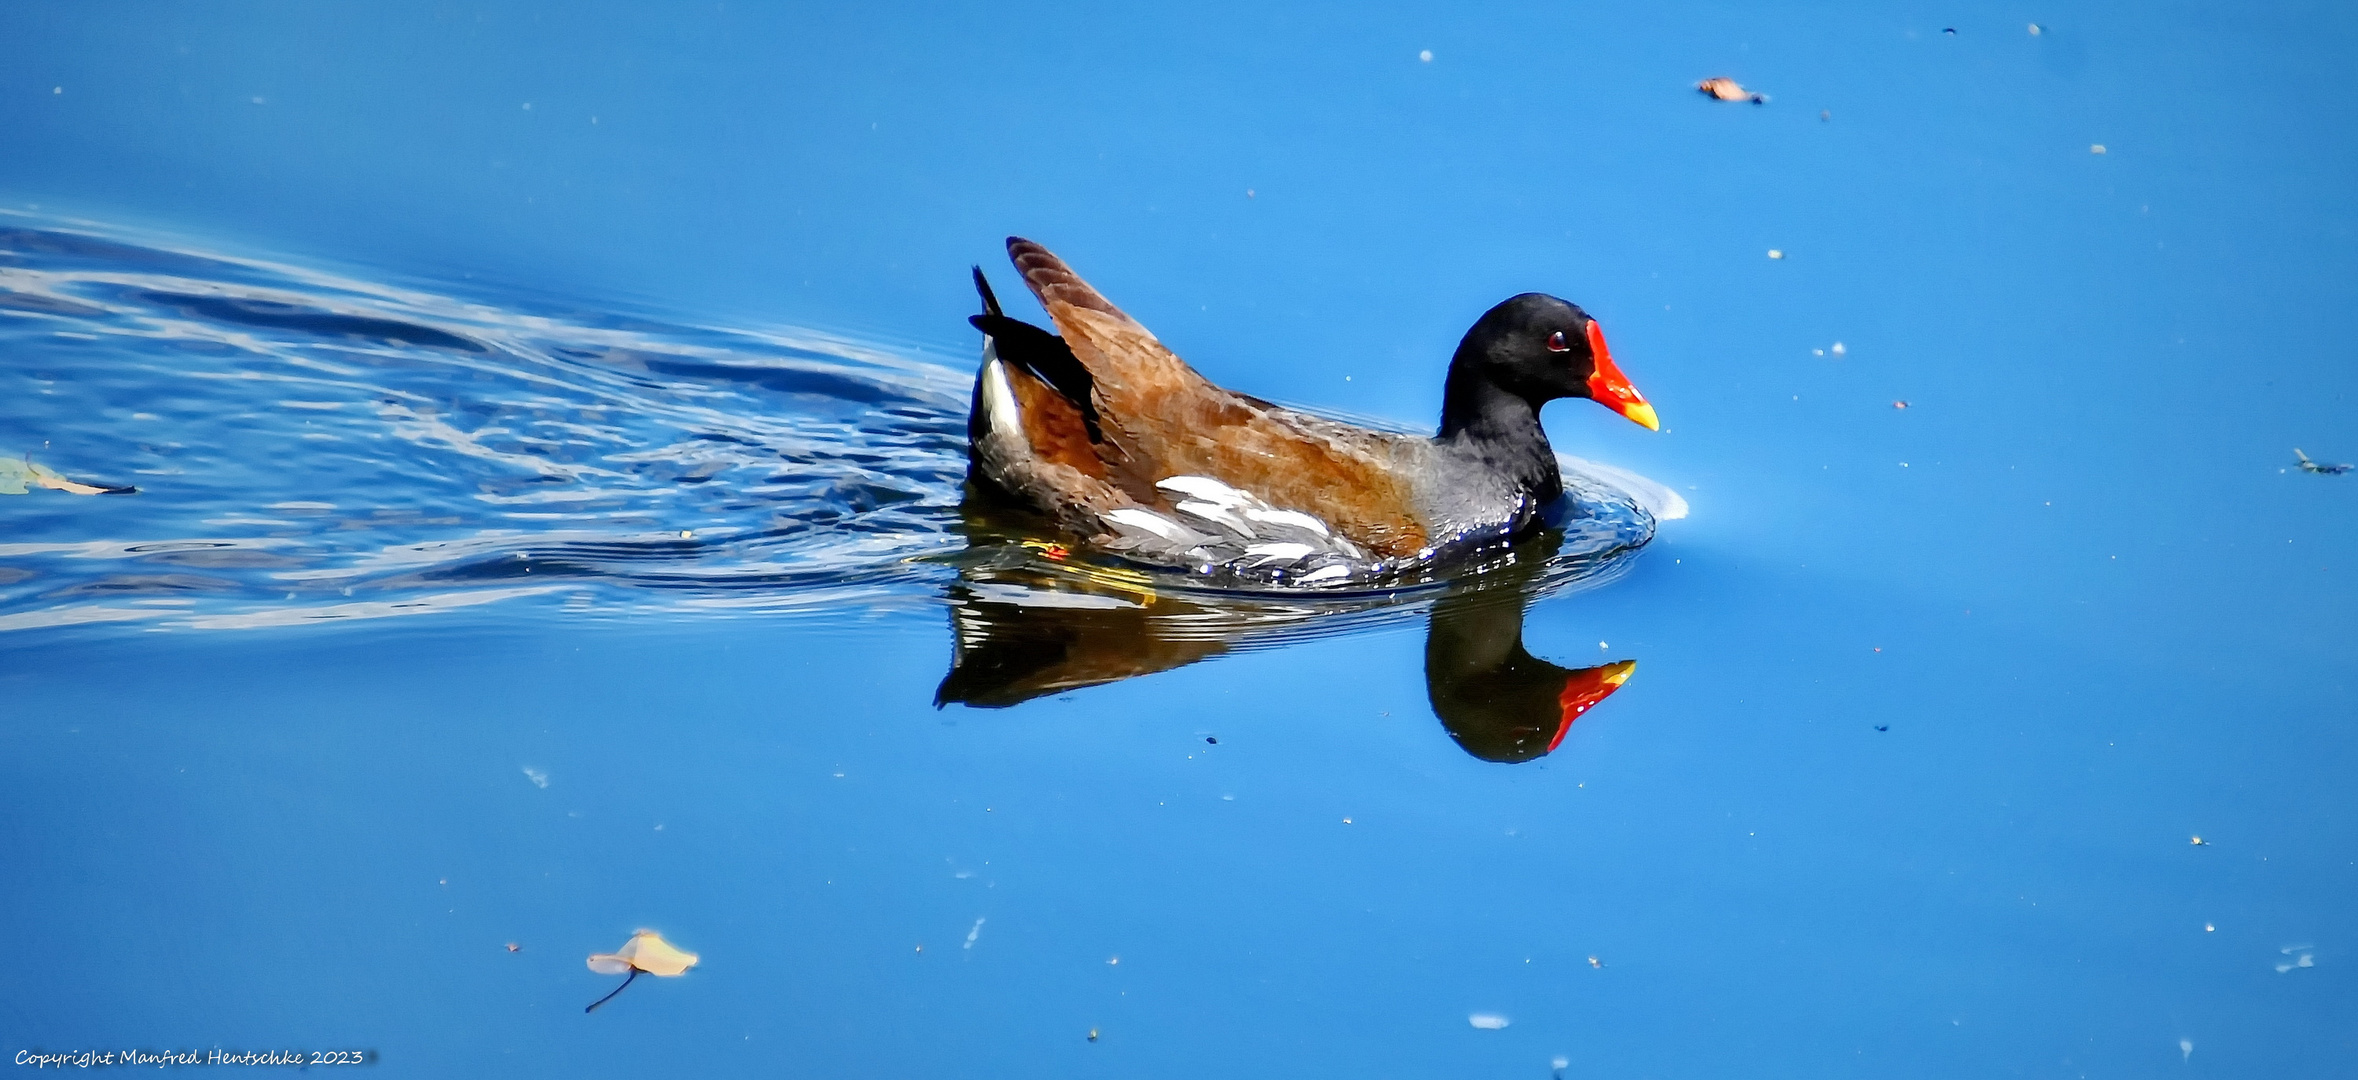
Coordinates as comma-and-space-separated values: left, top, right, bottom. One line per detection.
933, 501, 1642, 763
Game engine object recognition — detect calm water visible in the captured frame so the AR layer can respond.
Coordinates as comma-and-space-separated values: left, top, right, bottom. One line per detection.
4, 3, 2355, 1076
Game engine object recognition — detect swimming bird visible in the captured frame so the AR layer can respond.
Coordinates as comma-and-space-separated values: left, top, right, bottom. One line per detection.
964, 238, 1658, 587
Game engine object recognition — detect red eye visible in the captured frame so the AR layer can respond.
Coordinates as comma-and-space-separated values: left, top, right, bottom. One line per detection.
1546, 330, 1570, 352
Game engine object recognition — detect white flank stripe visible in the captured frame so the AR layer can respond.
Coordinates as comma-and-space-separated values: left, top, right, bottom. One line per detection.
1173, 499, 1258, 539
1245, 507, 1331, 536
1155, 474, 1251, 506
1104, 507, 1198, 544
1242, 541, 1315, 564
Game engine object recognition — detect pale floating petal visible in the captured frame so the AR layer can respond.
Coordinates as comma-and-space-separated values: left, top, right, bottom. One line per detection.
32, 467, 109, 495
588, 929, 699, 976
624, 929, 700, 976
1696, 77, 1764, 103
1, 457, 131, 496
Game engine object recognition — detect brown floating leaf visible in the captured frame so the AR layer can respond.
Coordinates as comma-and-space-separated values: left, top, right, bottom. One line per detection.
587, 929, 699, 977
1696, 77, 1765, 104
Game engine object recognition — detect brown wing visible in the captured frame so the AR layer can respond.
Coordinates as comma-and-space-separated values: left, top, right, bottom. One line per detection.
1003, 238, 1432, 558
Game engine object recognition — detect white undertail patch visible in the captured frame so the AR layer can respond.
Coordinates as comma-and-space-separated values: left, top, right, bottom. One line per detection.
977, 347, 1026, 445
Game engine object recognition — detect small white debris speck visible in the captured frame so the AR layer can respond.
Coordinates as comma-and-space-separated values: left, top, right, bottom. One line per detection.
521, 767, 548, 789
1468, 1013, 1509, 1030
1419, 50, 1433, 62
963, 918, 985, 949
1767, 249, 1784, 259
1829, 341, 1846, 356
2179, 1039, 2192, 1061
2090, 144, 2107, 154
2204, 922, 2215, 932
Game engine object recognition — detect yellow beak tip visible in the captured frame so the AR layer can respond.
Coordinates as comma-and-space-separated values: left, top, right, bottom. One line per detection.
1623, 402, 1660, 431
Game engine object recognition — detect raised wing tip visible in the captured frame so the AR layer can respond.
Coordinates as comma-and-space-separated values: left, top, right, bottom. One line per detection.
1002, 237, 1127, 321
1007, 237, 1060, 277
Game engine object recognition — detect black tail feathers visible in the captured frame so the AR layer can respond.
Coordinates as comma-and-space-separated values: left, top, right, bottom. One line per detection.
972, 266, 1004, 318
967, 265, 1103, 444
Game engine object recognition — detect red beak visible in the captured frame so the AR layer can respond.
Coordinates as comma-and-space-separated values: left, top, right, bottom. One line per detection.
1583, 321, 1659, 430
1548, 659, 1636, 751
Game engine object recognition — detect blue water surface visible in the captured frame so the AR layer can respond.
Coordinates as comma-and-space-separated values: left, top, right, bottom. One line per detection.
3, 2, 2355, 1076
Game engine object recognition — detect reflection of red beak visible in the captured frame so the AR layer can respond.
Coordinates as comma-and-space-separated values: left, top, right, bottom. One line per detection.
1583, 322, 1659, 431
1547, 659, 1636, 751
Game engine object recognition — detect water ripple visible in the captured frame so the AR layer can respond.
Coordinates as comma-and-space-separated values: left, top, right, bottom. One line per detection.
1, 216, 974, 631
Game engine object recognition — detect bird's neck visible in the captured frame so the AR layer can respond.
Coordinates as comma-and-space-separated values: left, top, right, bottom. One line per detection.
1438, 368, 1563, 505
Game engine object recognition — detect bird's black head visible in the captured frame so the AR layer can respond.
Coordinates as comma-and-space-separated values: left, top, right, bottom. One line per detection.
1440, 293, 1656, 437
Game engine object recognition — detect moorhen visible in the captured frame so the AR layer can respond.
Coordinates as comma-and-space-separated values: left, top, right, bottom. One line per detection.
966, 238, 1656, 586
